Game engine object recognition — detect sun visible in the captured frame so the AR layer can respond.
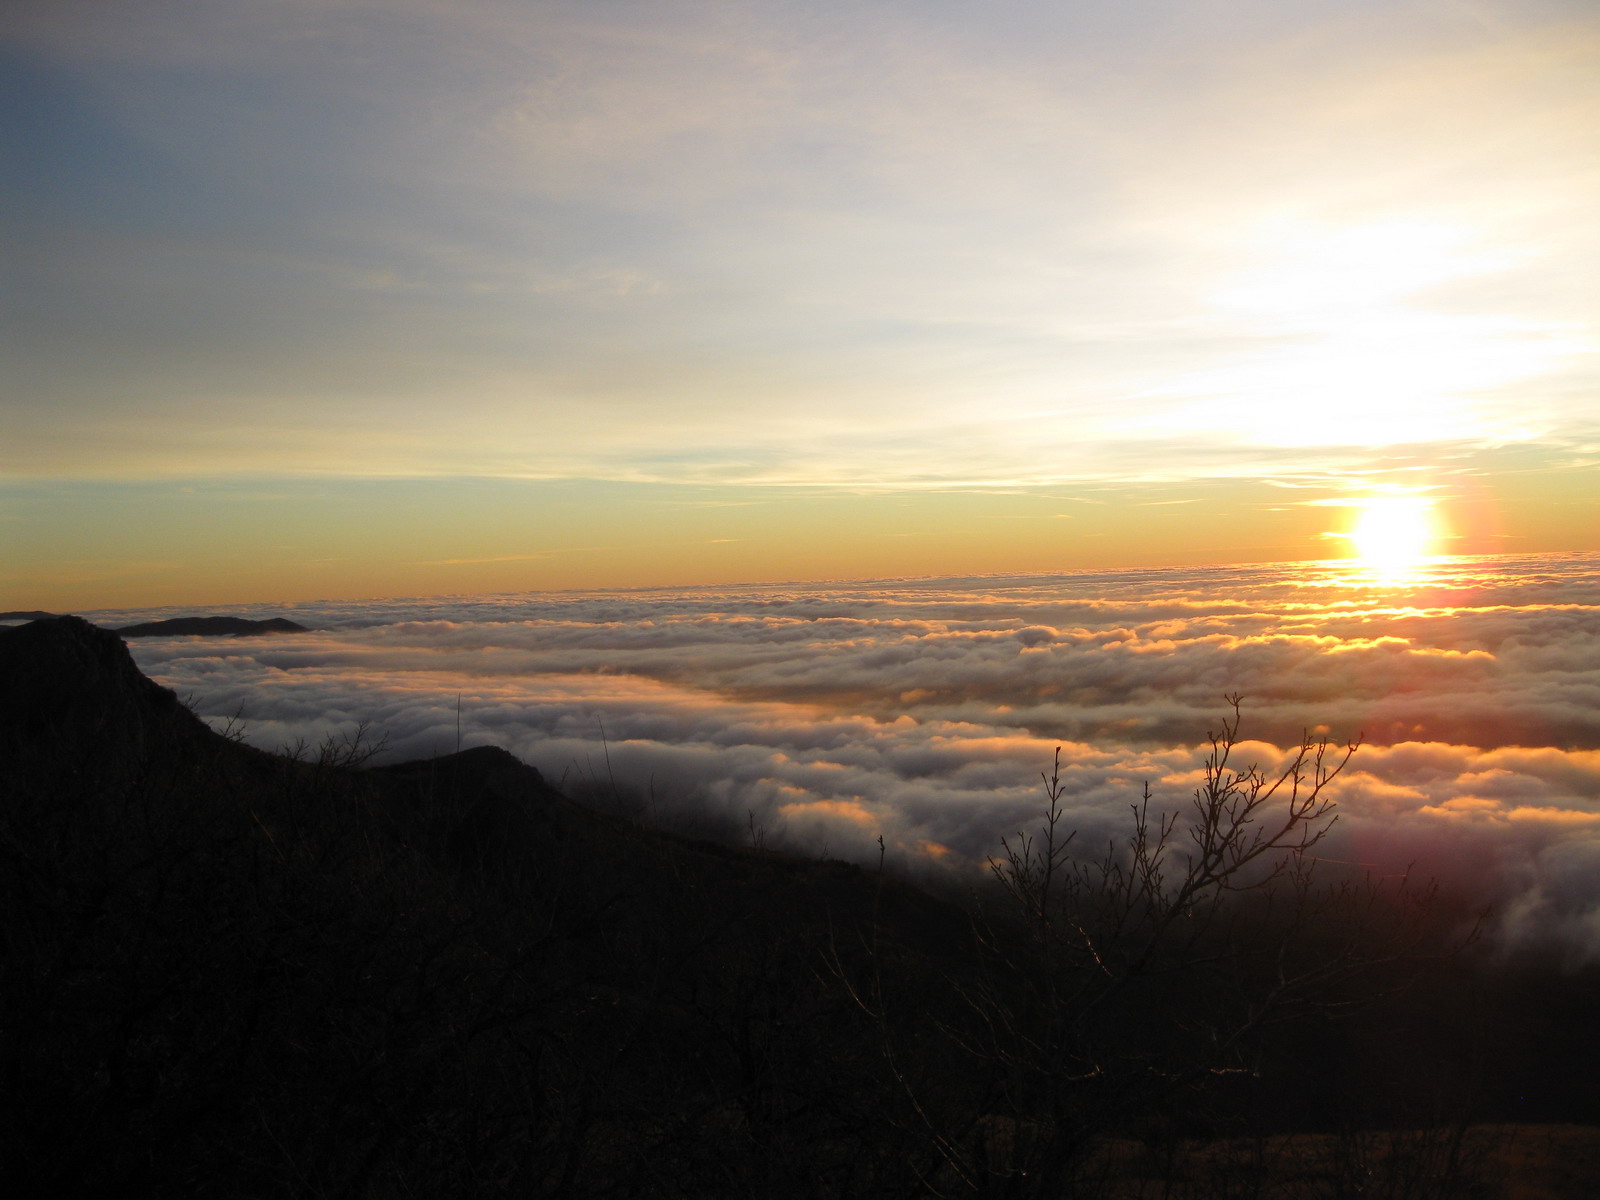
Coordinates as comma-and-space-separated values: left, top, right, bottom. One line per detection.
1344, 495, 1439, 571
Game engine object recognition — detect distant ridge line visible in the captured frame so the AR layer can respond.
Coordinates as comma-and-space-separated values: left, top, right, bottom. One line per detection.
114, 616, 312, 637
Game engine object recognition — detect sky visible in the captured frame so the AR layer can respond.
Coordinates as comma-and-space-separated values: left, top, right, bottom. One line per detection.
93, 552, 1600, 962
3, 0, 1598, 610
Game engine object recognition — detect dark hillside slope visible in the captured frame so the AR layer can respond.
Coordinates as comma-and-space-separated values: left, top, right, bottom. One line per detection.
0, 617, 968, 1199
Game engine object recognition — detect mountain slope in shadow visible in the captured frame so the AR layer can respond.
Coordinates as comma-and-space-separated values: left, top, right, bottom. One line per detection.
0, 616, 968, 1198
4, 616, 1596, 1197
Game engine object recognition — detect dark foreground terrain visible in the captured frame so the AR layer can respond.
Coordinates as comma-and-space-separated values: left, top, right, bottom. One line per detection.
2, 616, 1597, 1197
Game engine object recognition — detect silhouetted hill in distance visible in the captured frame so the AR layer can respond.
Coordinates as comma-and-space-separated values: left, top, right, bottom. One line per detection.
0, 613, 312, 635
3, 615, 1598, 1197
0, 620, 312, 640
115, 615, 311, 636
0, 612, 311, 635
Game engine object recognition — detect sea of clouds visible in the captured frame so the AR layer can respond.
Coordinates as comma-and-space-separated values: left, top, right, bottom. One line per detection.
89, 552, 1600, 961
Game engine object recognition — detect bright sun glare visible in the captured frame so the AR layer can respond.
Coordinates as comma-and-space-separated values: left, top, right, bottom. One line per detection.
1345, 495, 1439, 571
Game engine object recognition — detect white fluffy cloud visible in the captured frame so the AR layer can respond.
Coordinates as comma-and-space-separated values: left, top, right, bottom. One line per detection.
109, 553, 1600, 953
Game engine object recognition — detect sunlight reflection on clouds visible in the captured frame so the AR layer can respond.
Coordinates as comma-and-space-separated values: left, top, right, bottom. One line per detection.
111, 553, 1600, 957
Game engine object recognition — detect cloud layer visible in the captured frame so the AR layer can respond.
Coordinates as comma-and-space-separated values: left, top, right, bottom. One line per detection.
98, 553, 1600, 958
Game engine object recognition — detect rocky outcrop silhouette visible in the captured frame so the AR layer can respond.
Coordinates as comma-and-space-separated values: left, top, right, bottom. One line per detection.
0, 615, 211, 763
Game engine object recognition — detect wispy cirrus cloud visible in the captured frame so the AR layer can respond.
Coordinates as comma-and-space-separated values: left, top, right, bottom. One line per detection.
413, 554, 548, 566
5, 0, 1597, 488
